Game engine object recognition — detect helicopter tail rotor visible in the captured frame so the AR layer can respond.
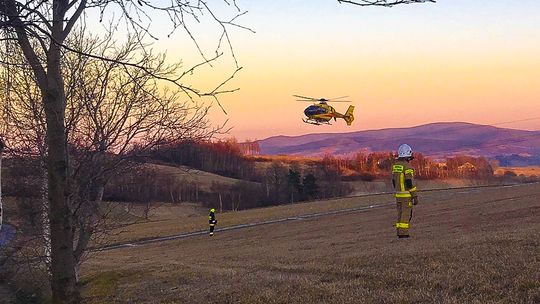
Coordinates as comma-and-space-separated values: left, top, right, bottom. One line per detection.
343, 105, 355, 126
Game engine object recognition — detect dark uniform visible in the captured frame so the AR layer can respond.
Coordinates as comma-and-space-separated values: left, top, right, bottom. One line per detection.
392, 159, 418, 238
208, 209, 217, 236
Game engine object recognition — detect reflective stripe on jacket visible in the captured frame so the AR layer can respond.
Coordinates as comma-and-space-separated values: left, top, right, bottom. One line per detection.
392, 160, 417, 199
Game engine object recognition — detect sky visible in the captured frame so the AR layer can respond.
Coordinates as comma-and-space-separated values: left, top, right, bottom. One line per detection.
121, 0, 540, 140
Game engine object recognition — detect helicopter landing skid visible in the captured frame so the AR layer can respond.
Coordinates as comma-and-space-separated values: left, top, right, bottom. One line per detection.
302, 118, 331, 126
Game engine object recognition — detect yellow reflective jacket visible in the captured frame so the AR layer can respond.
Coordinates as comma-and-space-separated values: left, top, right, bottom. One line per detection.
392, 159, 417, 201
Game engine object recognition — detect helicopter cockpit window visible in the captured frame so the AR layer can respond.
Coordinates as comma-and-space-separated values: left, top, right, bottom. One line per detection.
304, 105, 327, 116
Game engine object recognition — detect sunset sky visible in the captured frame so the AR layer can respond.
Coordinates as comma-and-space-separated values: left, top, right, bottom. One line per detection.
148, 0, 540, 140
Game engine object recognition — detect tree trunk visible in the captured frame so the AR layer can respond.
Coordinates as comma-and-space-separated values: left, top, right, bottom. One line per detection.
144, 202, 150, 220
44, 65, 79, 302
0, 151, 3, 232
42, 183, 51, 270
40, 167, 51, 275
170, 188, 175, 204
73, 181, 103, 269
93, 183, 104, 204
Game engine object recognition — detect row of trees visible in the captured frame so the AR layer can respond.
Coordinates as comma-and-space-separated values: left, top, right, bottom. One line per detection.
202, 164, 352, 211
317, 153, 496, 180
103, 160, 352, 211
161, 139, 497, 182
148, 139, 259, 180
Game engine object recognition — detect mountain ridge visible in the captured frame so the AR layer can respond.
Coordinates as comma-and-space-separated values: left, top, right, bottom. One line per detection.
256, 122, 540, 159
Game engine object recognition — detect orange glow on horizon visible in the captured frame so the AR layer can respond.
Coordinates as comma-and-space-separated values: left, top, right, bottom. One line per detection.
156, 1, 540, 141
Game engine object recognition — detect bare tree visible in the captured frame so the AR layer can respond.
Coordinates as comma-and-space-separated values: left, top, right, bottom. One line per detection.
0, 1, 248, 301
66, 31, 228, 279
337, 0, 435, 6
1, 27, 229, 287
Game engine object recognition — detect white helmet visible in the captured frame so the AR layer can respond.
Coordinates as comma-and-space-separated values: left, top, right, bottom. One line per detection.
398, 144, 413, 158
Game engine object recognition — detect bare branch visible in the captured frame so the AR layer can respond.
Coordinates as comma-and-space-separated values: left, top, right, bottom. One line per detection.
61, 0, 87, 40
0, 0, 48, 89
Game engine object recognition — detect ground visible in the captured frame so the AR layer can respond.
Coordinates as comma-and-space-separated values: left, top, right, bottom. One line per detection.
82, 183, 540, 303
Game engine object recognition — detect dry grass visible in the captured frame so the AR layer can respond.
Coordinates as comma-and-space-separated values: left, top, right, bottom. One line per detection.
145, 163, 251, 191
106, 180, 512, 245
120, 202, 206, 221
495, 167, 540, 177
345, 178, 498, 195
82, 183, 540, 303
104, 194, 395, 244
246, 155, 322, 163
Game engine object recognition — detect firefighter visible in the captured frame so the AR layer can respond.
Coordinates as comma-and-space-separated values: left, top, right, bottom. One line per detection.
208, 208, 217, 236
392, 144, 418, 238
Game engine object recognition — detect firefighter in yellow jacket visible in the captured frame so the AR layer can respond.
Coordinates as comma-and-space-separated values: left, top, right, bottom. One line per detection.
208, 208, 217, 236
392, 144, 418, 238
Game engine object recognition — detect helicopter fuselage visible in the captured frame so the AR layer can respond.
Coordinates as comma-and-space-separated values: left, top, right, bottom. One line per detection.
295, 95, 355, 126
304, 103, 339, 124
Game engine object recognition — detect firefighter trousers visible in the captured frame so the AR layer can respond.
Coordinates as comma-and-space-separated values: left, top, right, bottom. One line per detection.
209, 221, 216, 235
396, 200, 413, 237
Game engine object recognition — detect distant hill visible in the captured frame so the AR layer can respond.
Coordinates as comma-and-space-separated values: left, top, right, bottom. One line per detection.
143, 163, 252, 191
257, 122, 540, 161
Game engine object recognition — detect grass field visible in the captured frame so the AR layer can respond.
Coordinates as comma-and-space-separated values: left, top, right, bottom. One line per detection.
102, 179, 515, 246
495, 167, 540, 177
345, 178, 500, 195
103, 193, 393, 245
82, 183, 540, 303
145, 163, 251, 191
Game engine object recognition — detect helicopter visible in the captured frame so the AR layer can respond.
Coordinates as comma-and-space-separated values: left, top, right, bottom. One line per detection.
294, 95, 355, 126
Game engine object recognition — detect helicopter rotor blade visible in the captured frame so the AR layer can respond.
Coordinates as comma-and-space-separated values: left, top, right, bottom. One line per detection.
297, 99, 353, 102
293, 94, 318, 101
328, 95, 350, 100
294, 94, 353, 102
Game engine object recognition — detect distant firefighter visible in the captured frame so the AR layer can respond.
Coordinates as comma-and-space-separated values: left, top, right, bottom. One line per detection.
392, 144, 419, 238
208, 208, 217, 236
